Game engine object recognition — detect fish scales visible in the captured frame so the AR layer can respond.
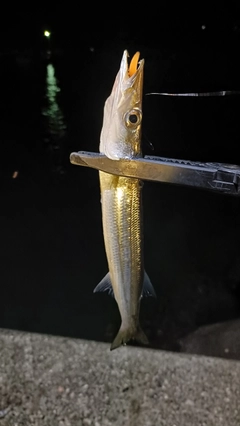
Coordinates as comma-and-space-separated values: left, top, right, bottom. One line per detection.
94, 51, 155, 350
100, 172, 143, 305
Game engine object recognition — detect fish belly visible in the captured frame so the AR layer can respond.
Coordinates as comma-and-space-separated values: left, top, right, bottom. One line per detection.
99, 170, 148, 349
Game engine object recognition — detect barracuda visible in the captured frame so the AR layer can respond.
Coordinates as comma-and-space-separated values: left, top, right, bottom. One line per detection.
94, 50, 155, 350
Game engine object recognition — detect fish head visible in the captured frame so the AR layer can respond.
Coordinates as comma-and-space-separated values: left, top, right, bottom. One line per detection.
100, 50, 144, 160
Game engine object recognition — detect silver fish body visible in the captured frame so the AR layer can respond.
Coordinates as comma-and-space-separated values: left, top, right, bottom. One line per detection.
94, 51, 155, 350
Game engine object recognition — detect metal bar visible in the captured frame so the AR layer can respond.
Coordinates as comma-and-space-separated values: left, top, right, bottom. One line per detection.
70, 151, 240, 195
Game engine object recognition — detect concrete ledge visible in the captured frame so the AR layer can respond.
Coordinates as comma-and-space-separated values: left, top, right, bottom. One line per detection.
0, 329, 240, 425
180, 319, 240, 359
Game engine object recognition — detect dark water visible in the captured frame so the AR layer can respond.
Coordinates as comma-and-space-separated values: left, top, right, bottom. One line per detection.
1, 42, 240, 354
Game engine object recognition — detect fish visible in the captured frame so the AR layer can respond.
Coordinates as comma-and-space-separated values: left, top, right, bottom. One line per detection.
94, 50, 155, 350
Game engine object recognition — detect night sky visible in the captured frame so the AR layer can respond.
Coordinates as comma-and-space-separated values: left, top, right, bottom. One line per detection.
1, 11, 240, 48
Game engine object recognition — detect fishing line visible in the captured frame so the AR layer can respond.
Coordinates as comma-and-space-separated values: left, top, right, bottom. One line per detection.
142, 132, 155, 152
145, 90, 240, 96
143, 90, 240, 152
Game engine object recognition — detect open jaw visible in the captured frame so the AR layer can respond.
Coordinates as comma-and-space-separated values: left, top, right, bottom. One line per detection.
128, 51, 140, 77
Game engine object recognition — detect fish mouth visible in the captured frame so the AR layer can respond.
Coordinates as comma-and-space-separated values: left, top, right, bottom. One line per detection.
117, 50, 144, 106
128, 51, 141, 77
106, 50, 144, 108
125, 50, 144, 79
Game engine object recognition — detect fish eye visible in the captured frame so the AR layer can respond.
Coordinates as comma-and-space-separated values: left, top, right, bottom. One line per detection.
124, 108, 142, 128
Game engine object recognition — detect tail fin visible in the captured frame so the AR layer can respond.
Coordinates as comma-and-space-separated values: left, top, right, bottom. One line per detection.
110, 325, 149, 351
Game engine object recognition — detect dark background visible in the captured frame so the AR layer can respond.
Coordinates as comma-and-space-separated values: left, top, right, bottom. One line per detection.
1, 12, 240, 356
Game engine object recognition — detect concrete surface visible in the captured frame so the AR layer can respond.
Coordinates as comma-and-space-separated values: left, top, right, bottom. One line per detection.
179, 319, 240, 360
0, 329, 240, 426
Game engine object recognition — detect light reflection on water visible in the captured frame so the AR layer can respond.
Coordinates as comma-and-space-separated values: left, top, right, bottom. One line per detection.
41, 62, 68, 179
42, 63, 66, 138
